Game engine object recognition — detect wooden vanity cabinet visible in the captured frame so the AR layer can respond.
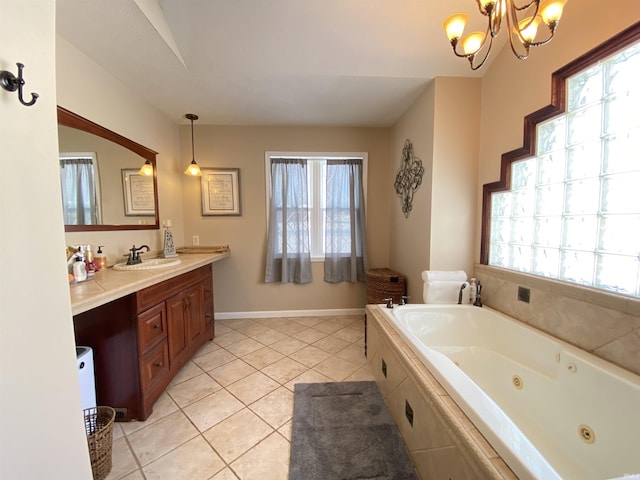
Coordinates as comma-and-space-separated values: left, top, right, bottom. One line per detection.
73, 265, 215, 421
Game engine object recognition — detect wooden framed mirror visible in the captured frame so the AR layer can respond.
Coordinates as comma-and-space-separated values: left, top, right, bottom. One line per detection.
57, 106, 160, 232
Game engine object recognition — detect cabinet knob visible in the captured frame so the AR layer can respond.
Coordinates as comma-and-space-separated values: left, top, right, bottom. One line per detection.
153, 324, 161, 329
155, 361, 164, 368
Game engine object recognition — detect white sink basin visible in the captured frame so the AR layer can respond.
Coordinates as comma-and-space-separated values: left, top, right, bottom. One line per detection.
112, 258, 182, 271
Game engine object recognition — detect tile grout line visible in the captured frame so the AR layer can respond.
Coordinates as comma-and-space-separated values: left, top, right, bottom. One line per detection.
111, 315, 367, 480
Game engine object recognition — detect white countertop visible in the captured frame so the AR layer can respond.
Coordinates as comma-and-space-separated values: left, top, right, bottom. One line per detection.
70, 252, 230, 316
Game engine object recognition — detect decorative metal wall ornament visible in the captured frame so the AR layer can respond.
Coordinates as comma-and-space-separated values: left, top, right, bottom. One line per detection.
394, 139, 424, 218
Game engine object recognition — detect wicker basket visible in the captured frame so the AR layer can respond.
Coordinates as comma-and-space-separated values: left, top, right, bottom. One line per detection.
367, 268, 406, 304
84, 406, 115, 480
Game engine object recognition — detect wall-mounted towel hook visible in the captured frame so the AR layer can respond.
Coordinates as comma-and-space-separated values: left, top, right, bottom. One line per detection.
0, 63, 39, 107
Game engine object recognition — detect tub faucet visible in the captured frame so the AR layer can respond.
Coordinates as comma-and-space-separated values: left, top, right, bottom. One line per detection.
384, 298, 394, 309
474, 281, 483, 307
399, 295, 409, 306
125, 244, 150, 265
457, 283, 466, 304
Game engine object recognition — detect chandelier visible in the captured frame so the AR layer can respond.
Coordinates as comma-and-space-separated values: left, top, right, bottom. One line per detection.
443, 0, 568, 70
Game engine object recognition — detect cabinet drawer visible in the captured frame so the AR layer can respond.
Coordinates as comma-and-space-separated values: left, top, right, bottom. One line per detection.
136, 265, 211, 313
139, 341, 170, 393
137, 303, 167, 354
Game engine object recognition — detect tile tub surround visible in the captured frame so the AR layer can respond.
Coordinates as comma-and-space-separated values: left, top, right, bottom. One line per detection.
365, 305, 518, 480
475, 264, 640, 376
104, 314, 373, 480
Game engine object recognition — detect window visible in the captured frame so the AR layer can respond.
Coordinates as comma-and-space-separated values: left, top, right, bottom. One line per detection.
264, 152, 368, 284
265, 153, 368, 259
485, 39, 640, 298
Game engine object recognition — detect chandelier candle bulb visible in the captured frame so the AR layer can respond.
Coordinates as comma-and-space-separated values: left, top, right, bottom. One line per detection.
540, 0, 567, 27
517, 17, 541, 43
443, 13, 468, 41
462, 32, 486, 55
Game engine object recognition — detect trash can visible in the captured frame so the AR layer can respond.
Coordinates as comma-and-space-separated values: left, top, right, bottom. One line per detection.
84, 406, 115, 480
366, 268, 406, 305
76, 346, 96, 411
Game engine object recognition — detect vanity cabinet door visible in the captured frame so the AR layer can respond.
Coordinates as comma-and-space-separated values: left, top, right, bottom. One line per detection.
203, 277, 214, 332
167, 282, 205, 366
185, 285, 204, 345
166, 292, 189, 365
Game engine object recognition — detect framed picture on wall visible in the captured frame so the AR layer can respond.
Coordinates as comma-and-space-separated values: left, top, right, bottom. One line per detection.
121, 169, 155, 216
200, 168, 241, 216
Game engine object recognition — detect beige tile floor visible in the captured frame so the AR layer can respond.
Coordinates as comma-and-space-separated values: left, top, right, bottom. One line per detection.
105, 314, 373, 480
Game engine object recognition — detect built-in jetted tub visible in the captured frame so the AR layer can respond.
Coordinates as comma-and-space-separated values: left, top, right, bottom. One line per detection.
368, 304, 640, 480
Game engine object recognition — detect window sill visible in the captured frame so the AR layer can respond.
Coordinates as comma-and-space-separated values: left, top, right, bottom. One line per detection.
475, 264, 640, 317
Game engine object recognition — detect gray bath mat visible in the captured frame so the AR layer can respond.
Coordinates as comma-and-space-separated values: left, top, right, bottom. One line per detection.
289, 381, 418, 480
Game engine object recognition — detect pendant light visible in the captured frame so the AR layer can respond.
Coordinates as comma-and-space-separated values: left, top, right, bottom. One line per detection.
138, 159, 153, 176
184, 113, 202, 176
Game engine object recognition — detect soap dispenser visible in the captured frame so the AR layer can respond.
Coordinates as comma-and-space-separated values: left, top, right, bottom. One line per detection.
163, 220, 178, 258
95, 245, 108, 270
469, 278, 477, 304
73, 258, 88, 282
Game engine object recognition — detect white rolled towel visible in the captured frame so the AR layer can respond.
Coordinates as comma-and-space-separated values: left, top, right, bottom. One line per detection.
421, 270, 467, 282
424, 281, 469, 304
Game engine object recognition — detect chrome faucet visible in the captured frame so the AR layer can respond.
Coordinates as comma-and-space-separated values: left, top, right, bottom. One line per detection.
384, 298, 394, 309
125, 244, 150, 265
399, 295, 409, 306
473, 281, 482, 307
457, 283, 466, 304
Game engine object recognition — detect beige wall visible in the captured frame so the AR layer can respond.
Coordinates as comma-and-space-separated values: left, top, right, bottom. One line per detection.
431, 77, 480, 274
0, 2, 92, 477
390, 77, 480, 303
475, 1, 640, 375
180, 125, 393, 315
56, 36, 183, 264
390, 82, 435, 303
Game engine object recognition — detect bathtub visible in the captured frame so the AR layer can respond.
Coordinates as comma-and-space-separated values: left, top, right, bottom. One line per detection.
378, 304, 640, 480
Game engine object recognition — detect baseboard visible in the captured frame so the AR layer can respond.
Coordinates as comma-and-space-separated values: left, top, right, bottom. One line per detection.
214, 308, 365, 320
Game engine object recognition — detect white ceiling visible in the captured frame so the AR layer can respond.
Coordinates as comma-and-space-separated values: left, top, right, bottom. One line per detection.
56, 0, 488, 126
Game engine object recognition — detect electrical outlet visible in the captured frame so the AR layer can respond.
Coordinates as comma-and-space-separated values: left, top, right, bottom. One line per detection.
518, 286, 531, 303
192, 235, 200, 246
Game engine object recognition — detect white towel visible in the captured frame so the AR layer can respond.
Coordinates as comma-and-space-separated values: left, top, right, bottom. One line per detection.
421, 270, 467, 282
423, 281, 469, 304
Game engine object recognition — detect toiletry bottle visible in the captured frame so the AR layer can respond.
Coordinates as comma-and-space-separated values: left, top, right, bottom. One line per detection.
469, 278, 477, 304
84, 244, 97, 274
73, 258, 87, 282
95, 246, 108, 270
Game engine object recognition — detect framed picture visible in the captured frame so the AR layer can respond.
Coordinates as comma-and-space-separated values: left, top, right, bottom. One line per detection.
121, 169, 155, 216
201, 168, 241, 216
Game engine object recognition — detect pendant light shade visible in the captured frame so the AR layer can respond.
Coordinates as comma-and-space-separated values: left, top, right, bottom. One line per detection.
138, 159, 154, 176
184, 113, 202, 176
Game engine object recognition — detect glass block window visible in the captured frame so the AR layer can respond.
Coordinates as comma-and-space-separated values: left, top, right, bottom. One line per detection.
489, 41, 640, 297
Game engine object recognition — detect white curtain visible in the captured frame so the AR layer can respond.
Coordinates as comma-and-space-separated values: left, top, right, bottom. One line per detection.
324, 159, 368, 283
265, 159, 313, 284
59, 157, 101, 225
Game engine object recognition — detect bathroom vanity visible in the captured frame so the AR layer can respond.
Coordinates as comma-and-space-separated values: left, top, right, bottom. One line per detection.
70, 252, 228, 421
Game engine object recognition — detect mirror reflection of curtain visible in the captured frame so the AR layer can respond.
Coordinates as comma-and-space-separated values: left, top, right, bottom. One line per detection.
59, 153, 102, 225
